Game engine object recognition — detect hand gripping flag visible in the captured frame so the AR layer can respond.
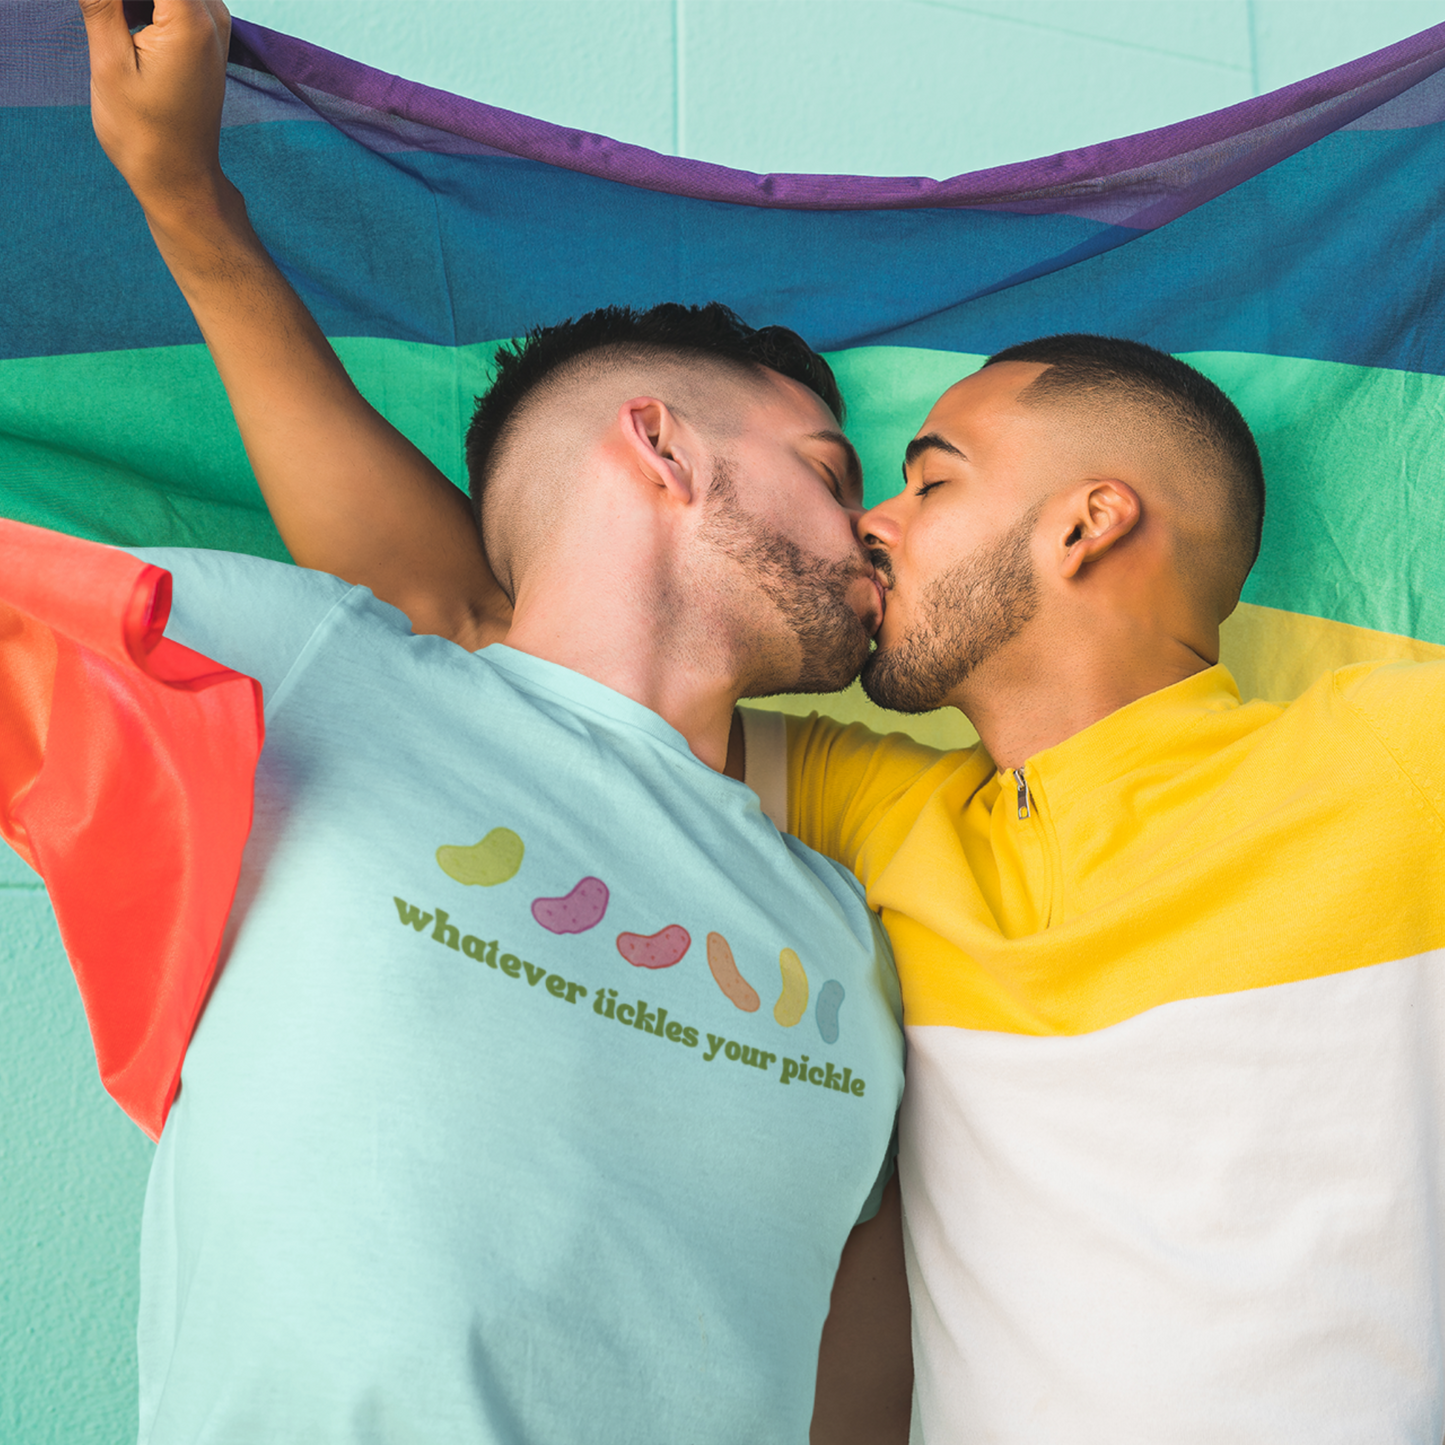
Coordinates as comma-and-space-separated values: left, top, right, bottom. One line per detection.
3, 4, 1445, 1124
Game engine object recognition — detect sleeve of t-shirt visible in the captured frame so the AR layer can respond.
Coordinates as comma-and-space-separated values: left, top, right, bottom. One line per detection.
126, 548, 352, 701
855, 907, 903, 1226
782, 711, 949, 874
855, 1124, 899, 1225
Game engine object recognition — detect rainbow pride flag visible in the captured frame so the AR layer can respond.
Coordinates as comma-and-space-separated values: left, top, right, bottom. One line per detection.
4, 0, 1445, 729
5, 2, 1445, 1131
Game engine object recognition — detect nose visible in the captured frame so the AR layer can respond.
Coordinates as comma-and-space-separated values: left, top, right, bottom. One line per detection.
856, 498, 900, 551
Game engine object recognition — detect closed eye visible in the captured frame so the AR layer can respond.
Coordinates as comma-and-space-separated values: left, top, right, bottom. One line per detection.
806, 430, 864, 507
913, 479, 945, 498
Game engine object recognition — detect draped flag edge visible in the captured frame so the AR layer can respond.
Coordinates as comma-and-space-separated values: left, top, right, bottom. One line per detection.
0, 519, 263, 1138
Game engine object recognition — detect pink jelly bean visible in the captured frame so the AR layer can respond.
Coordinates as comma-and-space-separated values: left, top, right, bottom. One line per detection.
531, 877, 609, 934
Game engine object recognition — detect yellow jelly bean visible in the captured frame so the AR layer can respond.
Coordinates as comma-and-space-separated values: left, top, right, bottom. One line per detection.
436, 827, 524, 887
774, 947, 809, 1028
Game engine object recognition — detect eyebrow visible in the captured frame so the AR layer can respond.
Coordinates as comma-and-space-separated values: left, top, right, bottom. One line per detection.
903, 433, 966, 472
807, 429, 865, 499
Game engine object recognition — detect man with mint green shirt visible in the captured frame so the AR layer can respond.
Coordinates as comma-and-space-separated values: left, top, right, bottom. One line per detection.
121, 539, 903, 1442
67, 2, 913, 1438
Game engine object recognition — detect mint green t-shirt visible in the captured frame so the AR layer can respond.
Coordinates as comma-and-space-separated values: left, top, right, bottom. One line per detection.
130, 549, 904, 1445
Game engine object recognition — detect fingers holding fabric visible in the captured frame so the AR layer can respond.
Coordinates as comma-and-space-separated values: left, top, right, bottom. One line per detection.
80, 0, 233, 208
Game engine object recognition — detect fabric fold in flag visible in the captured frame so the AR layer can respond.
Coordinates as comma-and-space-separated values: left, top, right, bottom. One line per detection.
5, 3, 1445, 681
5, 5, 1445, 1140
0, 519, 263, 1139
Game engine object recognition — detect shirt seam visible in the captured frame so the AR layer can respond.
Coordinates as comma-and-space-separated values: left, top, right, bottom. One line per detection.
258, 584, 362, 721
484, 651, 699, 763
1335, 674, 1445, 834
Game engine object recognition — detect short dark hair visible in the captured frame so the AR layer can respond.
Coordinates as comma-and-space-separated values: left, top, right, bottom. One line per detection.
464, 302, 844, 521
985, 334, 1266, 591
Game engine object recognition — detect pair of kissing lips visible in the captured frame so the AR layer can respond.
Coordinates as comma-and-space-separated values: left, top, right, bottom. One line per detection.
867, 550, 894, 629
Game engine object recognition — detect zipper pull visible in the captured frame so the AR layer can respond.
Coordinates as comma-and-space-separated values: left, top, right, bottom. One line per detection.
1013, 766, 1031, 821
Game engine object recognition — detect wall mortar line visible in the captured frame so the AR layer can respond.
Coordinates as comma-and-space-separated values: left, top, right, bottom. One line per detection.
673, 0, 686, 157
1247, 0, 1262, 95
910, 0, 1252, 73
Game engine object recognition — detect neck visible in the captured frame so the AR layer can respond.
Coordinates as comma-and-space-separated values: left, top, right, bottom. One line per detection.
502, 552, 742, 773
953, 620, 1215, 771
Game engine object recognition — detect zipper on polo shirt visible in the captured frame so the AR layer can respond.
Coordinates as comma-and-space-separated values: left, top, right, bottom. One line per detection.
1013, 766, 1031, 821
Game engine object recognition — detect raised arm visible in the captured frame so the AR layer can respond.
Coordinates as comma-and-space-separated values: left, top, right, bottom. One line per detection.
80, 0, 509, 648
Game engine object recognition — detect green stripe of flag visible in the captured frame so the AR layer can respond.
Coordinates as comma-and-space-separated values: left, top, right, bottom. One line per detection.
3, 342, 1443, 645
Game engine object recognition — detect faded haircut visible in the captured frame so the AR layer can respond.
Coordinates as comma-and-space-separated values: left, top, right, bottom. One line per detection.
464, 302, 844, 527
986, 334, 1266, 601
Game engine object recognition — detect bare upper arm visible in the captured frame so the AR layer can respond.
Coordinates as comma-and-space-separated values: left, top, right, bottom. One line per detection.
810, 1175, 913, 1445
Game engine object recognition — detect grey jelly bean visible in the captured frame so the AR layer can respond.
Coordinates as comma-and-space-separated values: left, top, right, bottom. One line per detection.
815, 979, 845, 1044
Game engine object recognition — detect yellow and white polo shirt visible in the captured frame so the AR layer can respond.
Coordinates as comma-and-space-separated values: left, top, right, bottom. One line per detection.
750, 661, 1445, 1444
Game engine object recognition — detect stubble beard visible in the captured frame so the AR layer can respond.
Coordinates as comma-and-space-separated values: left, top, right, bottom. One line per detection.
861, 508, 1041, 714
699, 458, 873, 696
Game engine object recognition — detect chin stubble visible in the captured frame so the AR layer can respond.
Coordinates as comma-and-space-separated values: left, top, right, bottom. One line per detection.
861, 507, 1041, 714
699, 459, 872, 694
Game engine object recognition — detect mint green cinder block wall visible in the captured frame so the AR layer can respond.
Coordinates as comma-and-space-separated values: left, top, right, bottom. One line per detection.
3, 2, 1441, 1438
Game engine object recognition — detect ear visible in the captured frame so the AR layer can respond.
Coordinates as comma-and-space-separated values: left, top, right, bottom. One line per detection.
1056, 478, 1141, 579
615, 396, 700, 505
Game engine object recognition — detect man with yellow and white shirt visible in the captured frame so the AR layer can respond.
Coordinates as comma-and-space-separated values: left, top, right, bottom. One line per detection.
742, 332, 1445, 1443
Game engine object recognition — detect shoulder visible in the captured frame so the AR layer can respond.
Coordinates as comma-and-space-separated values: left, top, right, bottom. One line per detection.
787, 712, 957, 793
128, 547, 350, 614
1332, 656, 1445, 704
780, 830, 873, 911
778, 833, 903, 1013
1330, 658, 1445, 740
781, 707, 982, 868
1328, 659, 1445, 813
125, 548, 397, 699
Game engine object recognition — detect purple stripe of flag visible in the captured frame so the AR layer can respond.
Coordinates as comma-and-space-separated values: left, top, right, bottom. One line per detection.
228, 15, 1445, 223
3, 2, 1444, 226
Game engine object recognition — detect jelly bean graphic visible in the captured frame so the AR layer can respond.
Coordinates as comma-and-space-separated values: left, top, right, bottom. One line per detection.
774, 948, 809, 1027
706, 932, 759, 1012
617, 925, 691, 970
531, 877, 609, 935
815, 980, 845, 1044
436, 827, 524, 887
